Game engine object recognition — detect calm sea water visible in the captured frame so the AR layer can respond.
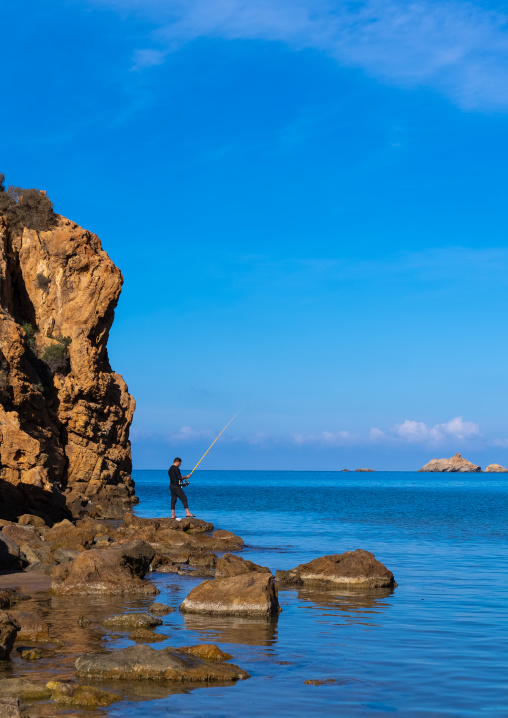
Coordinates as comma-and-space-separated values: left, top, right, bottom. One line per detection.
110, 470, 508, 718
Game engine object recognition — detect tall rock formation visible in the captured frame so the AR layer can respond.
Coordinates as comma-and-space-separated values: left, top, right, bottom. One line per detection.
0, 206, 136, 521
419, 453, 481, 472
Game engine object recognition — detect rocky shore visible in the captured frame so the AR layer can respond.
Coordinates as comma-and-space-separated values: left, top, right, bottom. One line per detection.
0, 509, 396, 715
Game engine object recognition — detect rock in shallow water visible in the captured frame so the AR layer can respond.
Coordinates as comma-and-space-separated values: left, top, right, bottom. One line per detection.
216, 553, 270, 579
129, 629, 168, 643
47, 681, 120, 708
75, 644, 250, 682
0, 678, 51, 700
180, 572, 281, 617
149, 603, 174, 615
275, 549, 395, 589
103, 613, 163, 630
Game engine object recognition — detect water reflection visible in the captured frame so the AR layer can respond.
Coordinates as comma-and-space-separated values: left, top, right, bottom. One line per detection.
183, 614, 279, 646
285, 587, 395, 625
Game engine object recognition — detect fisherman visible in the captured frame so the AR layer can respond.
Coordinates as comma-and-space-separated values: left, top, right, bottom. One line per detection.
168, 458, 195, 518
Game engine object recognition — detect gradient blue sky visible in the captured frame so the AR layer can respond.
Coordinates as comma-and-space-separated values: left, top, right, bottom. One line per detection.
3, 0, 508, 470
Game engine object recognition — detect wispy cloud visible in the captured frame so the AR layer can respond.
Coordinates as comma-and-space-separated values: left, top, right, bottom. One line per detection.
168, 425, 214, 442
88, 0, 508, 110
293, 429, 359, 446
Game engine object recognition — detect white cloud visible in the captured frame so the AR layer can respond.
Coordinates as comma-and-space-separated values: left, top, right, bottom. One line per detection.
168, 425, 214, 442
88, 0, 508, 110
392, 416, 480, 444
293, 429, 358, 446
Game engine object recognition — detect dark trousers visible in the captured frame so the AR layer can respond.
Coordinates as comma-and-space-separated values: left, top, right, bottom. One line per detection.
170, 484, 188, 510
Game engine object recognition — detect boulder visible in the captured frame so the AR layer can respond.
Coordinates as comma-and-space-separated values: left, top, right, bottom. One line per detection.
0, 533, 26, 570
18, 514, 47, 527
275, 549, 395, 589
75, 644, 250, 682
52, 547, 80, 564
216, 553, 270, 579
9, 610, 50, 642
180, 573, 281, 617
20, 542, 51, 565
485, 463, 508, 472
2, 523, 42, 548
0, 611, 20, 659
103, 613, 163, 630
108, 540, 155, 577
47, 681, 120, 708
51, 549, 159, 596
212, 530, 245, 550
419, 453, 481, 472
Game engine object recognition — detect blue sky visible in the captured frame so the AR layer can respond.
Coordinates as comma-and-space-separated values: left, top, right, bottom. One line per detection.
3, 0, 508, 470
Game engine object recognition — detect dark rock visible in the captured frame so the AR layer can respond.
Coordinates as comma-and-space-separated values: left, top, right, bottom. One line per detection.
180, 573, 281, 617
0, 611, 20, 659
216, 553, 270, 579
108, 540, 155, 578
78, 615, 93, 628
103, 613, 163, 630
129, 629, 168, 642
17, 647, 43, 660
75, 644, 250, 682
24, 561, 56, 575
177, 567, 215, 578
275, 549, 395, 589
52, 547, 80, 564
0, 533, 26, 570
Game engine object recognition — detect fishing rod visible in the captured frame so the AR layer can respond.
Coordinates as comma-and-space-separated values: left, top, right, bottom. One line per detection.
185, 412, 239, 483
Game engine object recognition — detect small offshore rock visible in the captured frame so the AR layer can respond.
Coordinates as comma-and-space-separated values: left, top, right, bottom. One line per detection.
129, 629, 168, 642
355, 468, 375, 472
103, 613, 163, 630
216, 553, 270, 579
0, 611, 21, 659
0, 678, 51, 700
485, 463, 508, 472
75, 644, 250, 682
18, 647, 43, 660
47, 681, 120, 708
275, 549, 395, 589
419, 453, 481, 472
304, 678, 338, 685
149, 603, 174, 615
180, 572, 281, 617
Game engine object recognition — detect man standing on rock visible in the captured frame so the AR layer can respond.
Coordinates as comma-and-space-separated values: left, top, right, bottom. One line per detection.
168, 458, 195, 519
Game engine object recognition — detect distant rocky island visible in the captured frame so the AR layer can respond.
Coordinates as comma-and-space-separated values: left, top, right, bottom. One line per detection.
419, 453, 507, 473
0, 175, 135, 523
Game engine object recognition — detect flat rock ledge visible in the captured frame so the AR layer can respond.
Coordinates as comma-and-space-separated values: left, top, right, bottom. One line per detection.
275, 549, 395, 589
419, 453, 481, 472
75, 644, 250, 682
180, 555, 280, 617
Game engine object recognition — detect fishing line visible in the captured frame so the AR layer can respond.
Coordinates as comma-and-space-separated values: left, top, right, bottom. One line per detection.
188, 411, 239, 478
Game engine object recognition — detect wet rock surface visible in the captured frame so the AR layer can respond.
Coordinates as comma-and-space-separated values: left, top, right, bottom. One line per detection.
180, 571, 281, 617
0, 610, 21, 659
216, 553, 270, 579
275, 549, 395, 589
103, 613, 163, 630
75, 643, 250, 682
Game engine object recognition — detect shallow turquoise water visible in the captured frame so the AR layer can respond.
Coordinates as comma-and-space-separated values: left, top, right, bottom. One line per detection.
109, 470, 508, 717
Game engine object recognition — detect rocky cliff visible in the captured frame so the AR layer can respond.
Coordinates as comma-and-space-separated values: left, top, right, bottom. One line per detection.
0, 203, 136, 521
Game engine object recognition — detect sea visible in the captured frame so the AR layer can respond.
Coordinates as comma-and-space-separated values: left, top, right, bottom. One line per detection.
110, 470, 508, 718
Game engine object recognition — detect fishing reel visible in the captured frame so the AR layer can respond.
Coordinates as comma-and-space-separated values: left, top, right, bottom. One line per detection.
179, 479, 190, 488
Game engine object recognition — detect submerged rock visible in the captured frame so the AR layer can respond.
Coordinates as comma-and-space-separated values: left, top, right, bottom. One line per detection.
419, 453, 481, 472
18, 647, 43, 660
275, 549, 395, 589
179, 644, 232, 662
47, 681, 120, 708
485, 463, 508, 472
180, 572, 281, 617
129, 629, 168, 643
0, 611, 21, 659
51, 548, 159, 596
149, 603, 174, 615
9, 610, 50, 642
75, 644, 250, 682
0, 678, 51, 700
103, 613, 163, 630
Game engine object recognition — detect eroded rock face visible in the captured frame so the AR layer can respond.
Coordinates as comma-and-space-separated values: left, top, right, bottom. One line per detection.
75, 644, 250, 682
485, 463, 508, 472
419, 453, 481, 472
0, 212, 136, 521
275, 549, 395, 589
180, 572, 281, 617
